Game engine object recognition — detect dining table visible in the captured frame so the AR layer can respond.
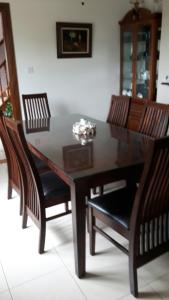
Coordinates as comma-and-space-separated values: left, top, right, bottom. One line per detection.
23, 114, 152, 278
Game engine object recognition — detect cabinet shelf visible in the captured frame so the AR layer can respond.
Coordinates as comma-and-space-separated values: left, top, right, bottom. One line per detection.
123, 77, 132, 81
123, 59, 132, 63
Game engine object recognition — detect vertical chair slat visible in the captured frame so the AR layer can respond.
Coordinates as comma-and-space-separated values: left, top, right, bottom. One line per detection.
107, 95, 131, 127
139, 102, 169, 138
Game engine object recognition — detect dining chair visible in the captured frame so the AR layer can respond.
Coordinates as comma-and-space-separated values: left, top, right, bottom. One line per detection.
93, 95, 131, 196
22, 94, 69, 211
107, 95, 131, 127
5, 118, 71, 253
22, 93, 51, 120
0, 111, 50, 215
88, 135, 169, 297
138, 102, 169, 138
0, 110, 20, 200
22, 93, 51, 174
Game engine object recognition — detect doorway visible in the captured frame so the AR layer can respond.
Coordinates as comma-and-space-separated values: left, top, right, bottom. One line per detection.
0, 2, 21, 120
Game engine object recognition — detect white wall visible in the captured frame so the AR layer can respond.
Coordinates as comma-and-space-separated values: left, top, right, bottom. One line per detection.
157, 0, 169, 103
6, 0, 128, 121
3, 0, 166, 122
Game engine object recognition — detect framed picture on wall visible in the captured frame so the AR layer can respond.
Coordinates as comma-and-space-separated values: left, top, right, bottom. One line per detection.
56, 22, 92, 58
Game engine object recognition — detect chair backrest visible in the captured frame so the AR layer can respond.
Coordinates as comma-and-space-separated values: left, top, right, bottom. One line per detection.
131, 136, 169, 256
0, 111, 20, 192
138, 102, 169, 138
22, 93, 51, 120
5, 118, 44, 220
107, 95, 131, 127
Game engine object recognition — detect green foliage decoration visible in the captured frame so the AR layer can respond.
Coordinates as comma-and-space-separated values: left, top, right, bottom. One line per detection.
4, 99, 13, 118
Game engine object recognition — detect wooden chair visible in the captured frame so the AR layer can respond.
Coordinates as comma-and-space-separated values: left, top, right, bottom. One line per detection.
22, 93, 69, 212
107, 95, 131, 127
22, 93, 51, 120
0, 110, 20, 199
88, 136, 169, 297
93, 95, 131, 196
138, 102, 169, 138
0, 111, 49, 214
5, 118, 71, 253
22, 93, 51, 174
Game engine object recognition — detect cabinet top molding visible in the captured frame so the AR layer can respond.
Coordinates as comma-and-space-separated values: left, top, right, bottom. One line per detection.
119, 7, 161, 25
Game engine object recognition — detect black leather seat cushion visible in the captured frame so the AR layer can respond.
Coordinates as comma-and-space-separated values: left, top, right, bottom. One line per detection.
40, 171, 70, 199
88, 186, 137, 229
31, 153, 48, 170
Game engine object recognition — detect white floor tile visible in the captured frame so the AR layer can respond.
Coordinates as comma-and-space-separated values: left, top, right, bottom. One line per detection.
0, 232, 65, 288
55, 230, 161, 300
72, 257, 164, 300
0, 166, 66, 289
11, 268, 86, 300
0, 264, 8, 293
0, 290, 12, 300
120, 284, 162, 300
1, 163, 169, 300
144, 252, 169, 281
149, 272, 169, 300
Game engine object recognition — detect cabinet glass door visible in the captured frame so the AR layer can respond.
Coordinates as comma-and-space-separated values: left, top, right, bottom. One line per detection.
136, 25, 151, 99
121, 31, 133, 97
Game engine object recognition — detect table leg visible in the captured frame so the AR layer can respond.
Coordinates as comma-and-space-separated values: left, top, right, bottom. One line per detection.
71, 182, 87, 278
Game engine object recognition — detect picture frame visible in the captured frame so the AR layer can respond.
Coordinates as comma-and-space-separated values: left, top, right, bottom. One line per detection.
63, 142, 93, 173
56, 22, 92, 58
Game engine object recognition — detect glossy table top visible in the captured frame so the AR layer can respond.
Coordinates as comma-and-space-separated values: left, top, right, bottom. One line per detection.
24, 114, 152, 181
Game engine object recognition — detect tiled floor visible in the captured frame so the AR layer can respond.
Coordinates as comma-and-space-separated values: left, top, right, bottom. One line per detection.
0, 163, 169, 300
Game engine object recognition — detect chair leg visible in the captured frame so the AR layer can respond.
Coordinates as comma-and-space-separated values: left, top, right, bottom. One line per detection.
86, 206, 89, 233
7, 183, 12, 199
64, 202, 69, 213
98, 186, 104, 195
19, 194, 23, 216
39, 222, 46, 254
92, 187, 97, 195
129, 256, 138, 297
19, 179, 24, 216
22, 209, 28, 229
89, 207, 96, 255
92, 186, 104, 196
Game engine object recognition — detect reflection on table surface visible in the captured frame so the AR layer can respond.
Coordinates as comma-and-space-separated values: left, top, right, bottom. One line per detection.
25, 118, 50, 134
63, 142, 93, 173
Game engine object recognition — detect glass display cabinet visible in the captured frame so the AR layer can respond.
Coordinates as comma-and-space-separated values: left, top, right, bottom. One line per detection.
119, 7, 161, 101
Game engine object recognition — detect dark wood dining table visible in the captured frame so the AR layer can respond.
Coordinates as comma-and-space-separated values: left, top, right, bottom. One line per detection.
24, 114, 152, 278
